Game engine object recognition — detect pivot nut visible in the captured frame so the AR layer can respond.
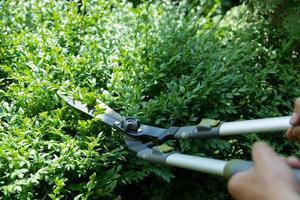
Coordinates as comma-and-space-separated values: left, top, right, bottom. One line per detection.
121, 117, 140, 132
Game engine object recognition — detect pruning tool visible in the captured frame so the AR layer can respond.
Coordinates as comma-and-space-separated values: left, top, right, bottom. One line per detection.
58, 93, 300, 182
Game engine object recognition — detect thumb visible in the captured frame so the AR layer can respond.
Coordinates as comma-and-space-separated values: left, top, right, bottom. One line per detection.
252, 142, 298, 186
252, 142, 281, 170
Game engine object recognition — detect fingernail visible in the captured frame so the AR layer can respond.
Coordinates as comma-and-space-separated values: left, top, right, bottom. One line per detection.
290, 113, 299, 125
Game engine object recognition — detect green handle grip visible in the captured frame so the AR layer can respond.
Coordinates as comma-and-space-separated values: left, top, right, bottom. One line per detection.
224, 159, 300, 183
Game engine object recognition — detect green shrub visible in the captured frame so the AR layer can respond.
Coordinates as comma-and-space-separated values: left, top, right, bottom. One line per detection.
246, 0, 300, 40
0, 0, 299, 199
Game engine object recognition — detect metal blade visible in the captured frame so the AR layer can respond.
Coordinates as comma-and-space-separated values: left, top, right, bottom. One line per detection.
58, 93, 124, 126
58, 92, 169, 139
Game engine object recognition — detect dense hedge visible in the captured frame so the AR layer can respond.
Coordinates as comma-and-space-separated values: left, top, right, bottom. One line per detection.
0, 0, 300, 199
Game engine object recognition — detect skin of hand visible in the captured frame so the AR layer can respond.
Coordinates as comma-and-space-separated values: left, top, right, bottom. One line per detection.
228, 142, 300, 200
286, 97, 300, 141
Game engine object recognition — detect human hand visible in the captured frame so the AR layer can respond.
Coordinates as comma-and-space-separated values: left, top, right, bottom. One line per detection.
286, 98, 300, 141
228, 142, 300, 200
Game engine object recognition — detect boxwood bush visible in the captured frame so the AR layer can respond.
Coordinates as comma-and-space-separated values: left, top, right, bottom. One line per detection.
0, 0, 300, 199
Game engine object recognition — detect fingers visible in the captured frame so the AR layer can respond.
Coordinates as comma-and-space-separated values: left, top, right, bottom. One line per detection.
286, 126, 300, 141
251, 143, 300, 170
280, 156, 300, 168
290, 113, 300, 126
252, 142, 279, 170
286, 98, 300, 141
251, 142, 295, 177
286, 128, 294, 139
228, 143, 300, 200
228, 170, 254, 199
290, 98, 300, 125
286, 156, 300, 168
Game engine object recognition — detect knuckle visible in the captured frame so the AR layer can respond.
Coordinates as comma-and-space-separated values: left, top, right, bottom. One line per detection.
292, 127, 300, 137
295, 97, 300, 106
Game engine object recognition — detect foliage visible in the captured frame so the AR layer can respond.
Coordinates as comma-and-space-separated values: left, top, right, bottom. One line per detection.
0, 0, 300, 199
246, 0, 300, 40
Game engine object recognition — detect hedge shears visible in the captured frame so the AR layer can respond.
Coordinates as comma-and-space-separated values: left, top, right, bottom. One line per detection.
58, 93, 300, 182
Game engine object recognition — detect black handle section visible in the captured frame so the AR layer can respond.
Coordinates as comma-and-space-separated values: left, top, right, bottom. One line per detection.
174, 125, 221, 139
224, 159, 300, 183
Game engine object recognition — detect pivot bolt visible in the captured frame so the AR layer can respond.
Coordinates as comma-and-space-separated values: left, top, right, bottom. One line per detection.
121, 117, 140, 132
